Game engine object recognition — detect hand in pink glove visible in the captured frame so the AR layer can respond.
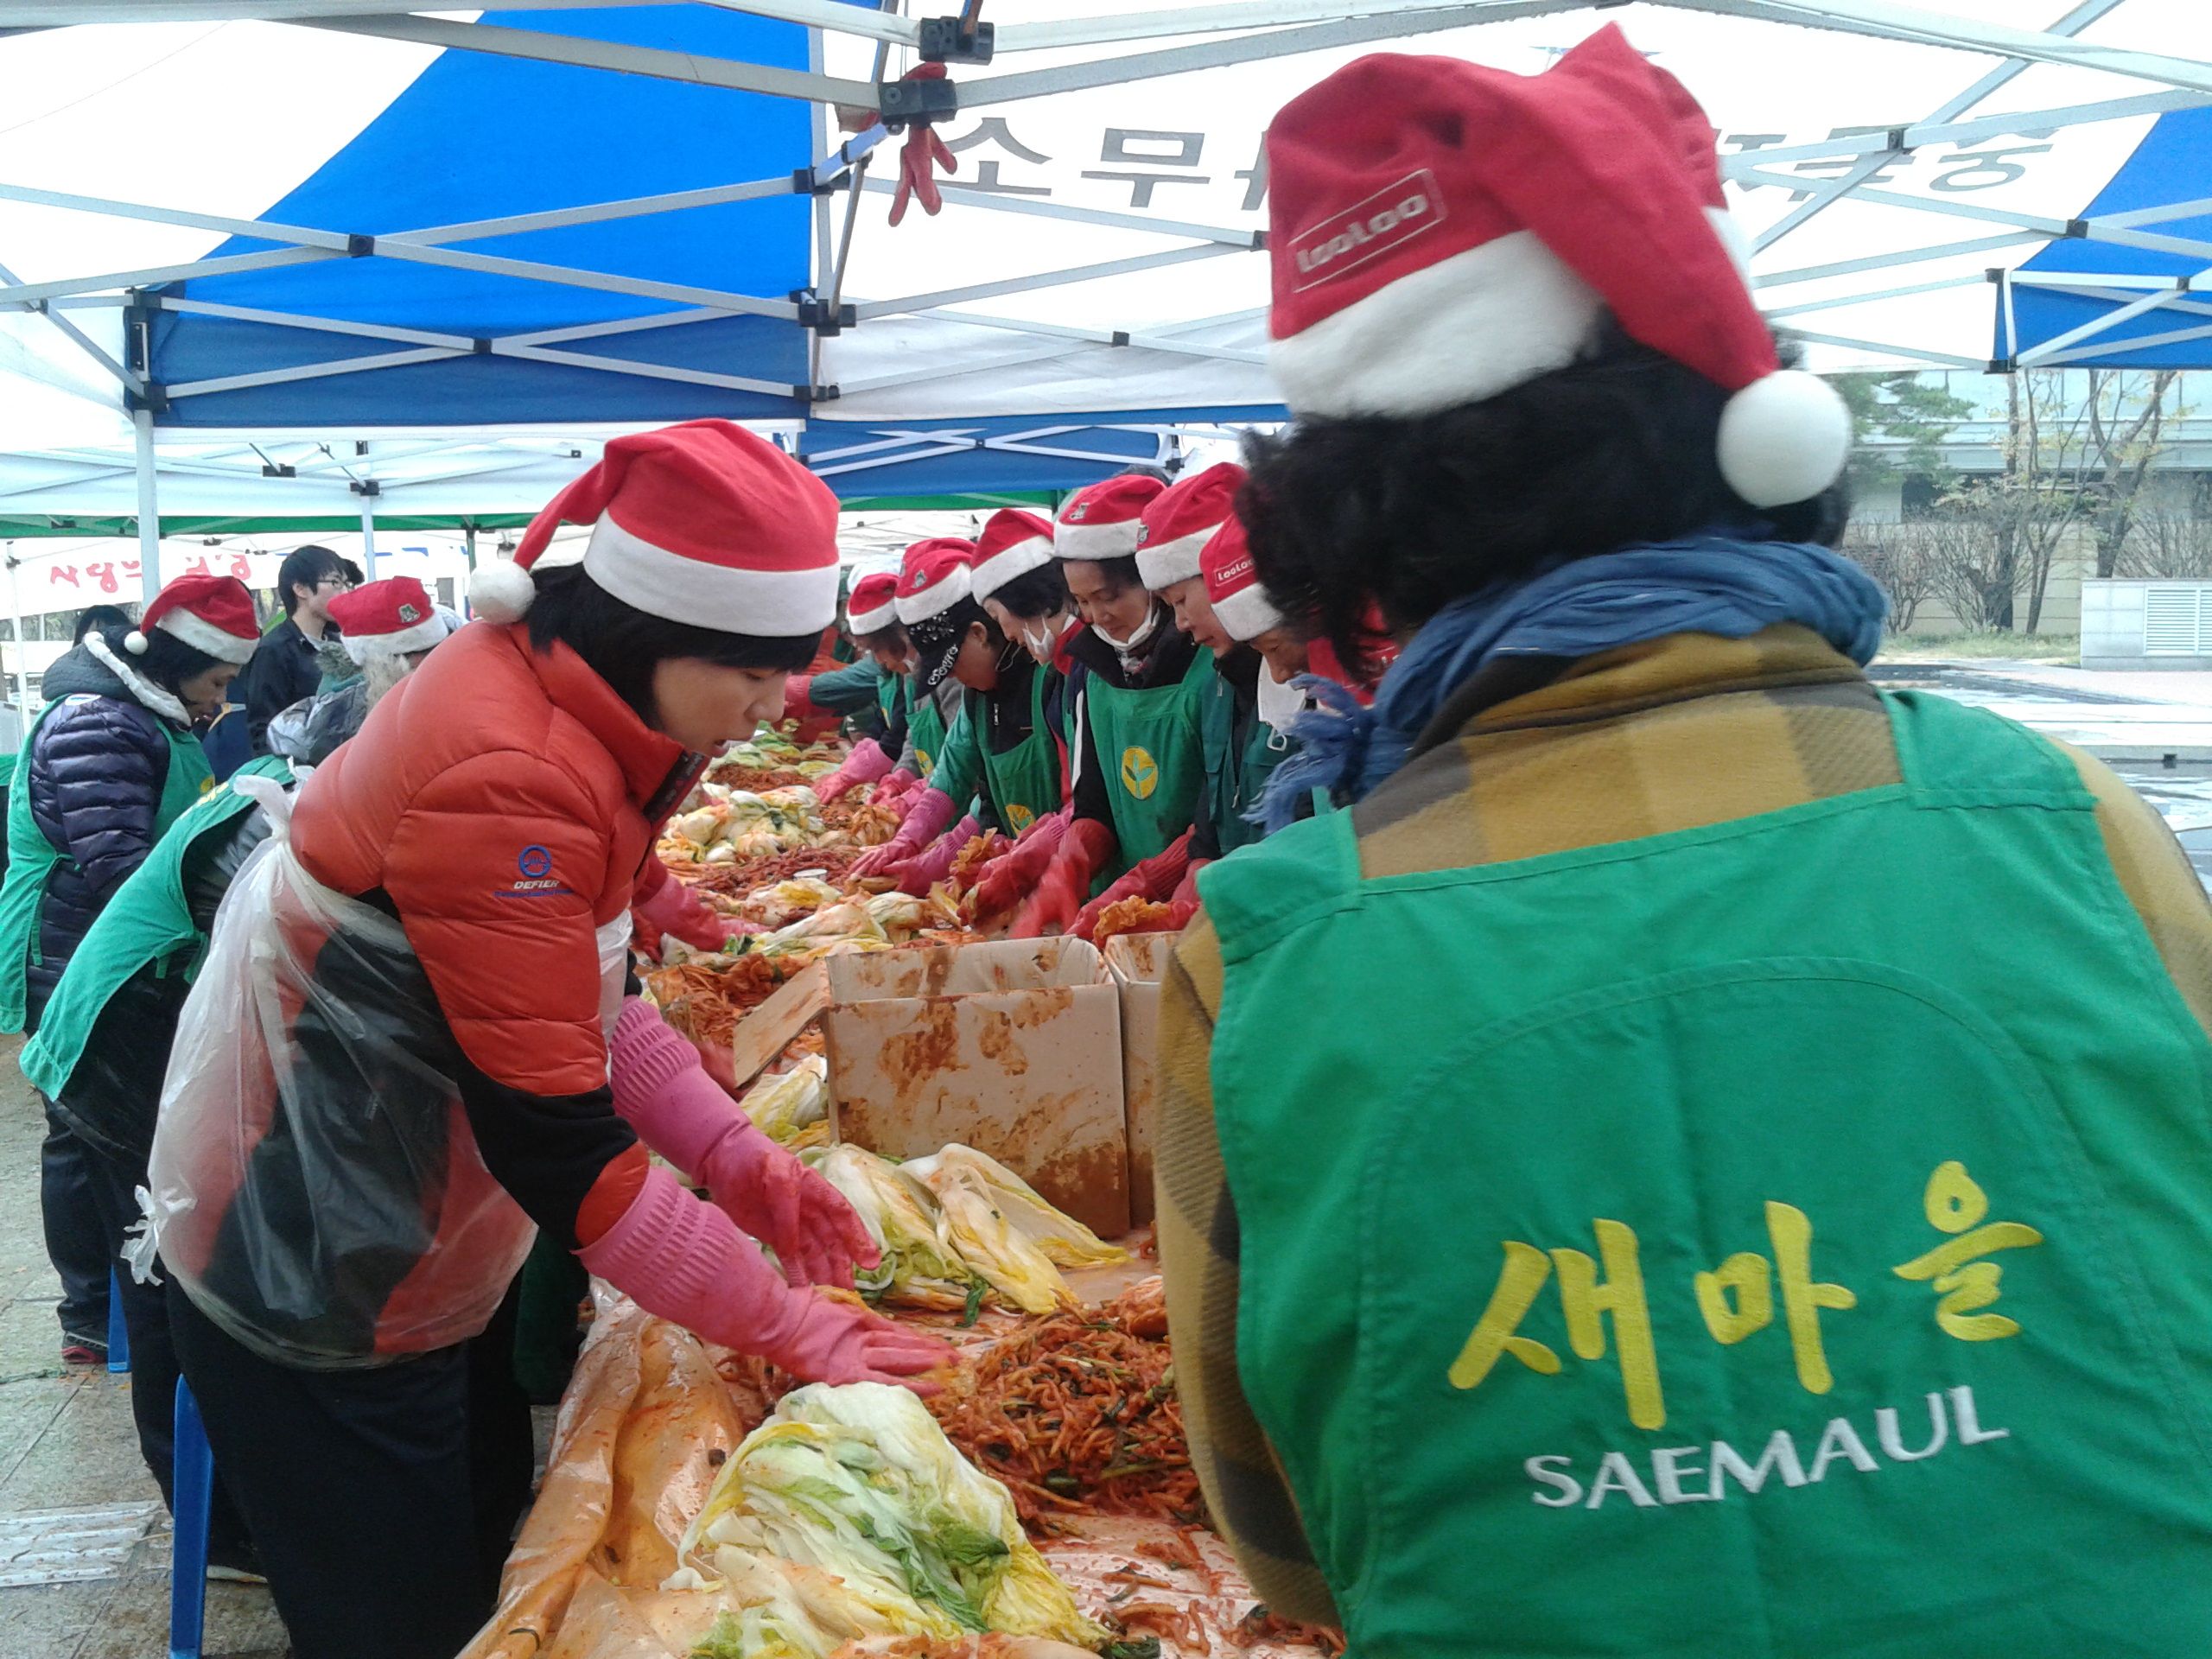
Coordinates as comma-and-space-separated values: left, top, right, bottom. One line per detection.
817, 741, 895, 804
582, 1168, 950, 1391
887, 816, 980, 896
871, 768, 921, 808
850, 785, 960, 878
635, 868, 732, 954
610, 1000, 877, 1287
969, 810, 1068, 923
1069, 830, 1195, 945
1011, 818, 1116, 939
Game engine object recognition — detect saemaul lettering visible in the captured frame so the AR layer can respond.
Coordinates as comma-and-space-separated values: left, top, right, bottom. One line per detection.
1523, 1385, 2010, 1510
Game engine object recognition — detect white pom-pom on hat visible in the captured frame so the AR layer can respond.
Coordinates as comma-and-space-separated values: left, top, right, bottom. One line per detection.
124, 630, 149, 656
468, 557, 537, 625
1717, 369, 1853, 510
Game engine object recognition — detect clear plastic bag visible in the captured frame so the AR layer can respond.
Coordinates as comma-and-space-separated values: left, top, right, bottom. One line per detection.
149, 776, 537, 1368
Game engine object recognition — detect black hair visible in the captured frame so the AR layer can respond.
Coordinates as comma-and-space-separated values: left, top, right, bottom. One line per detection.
73, 604, 133, 644
854, 620, 912, 656
987, 561, 1071, 622
276, 544, 347, 617
99, 626, 227, 696
1064, 553, 1144, 597
338, 557, 365, 588
1239, 321, 1851, 680
523, 563, 818, 726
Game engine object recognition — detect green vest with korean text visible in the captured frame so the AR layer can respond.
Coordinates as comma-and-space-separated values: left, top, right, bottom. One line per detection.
1199, 690, 2212, 1659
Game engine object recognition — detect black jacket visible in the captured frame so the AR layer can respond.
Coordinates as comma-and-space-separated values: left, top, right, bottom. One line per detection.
236, 615, 327, 755
19, 641, 191, 1032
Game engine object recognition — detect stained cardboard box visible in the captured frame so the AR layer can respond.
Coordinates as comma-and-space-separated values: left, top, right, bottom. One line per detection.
1102, 931, 1176, 1226
819, 938, 1131, 1238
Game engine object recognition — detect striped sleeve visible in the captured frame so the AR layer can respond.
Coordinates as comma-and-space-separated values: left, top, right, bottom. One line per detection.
1157, 918, 1341, 1627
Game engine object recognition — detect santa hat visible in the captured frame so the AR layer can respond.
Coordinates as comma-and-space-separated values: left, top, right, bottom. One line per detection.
470, 419, 840, 632
847, 571, 899, 635
126, 573, 259, 665
1199, 518, 1284, 644
1264, 26, 1849, 510
969, 509, 1057, 606
892, 537, 976, 626
328, 576, 452, 663
1054, 475, 1164, 563
1136, 462, 1245, 591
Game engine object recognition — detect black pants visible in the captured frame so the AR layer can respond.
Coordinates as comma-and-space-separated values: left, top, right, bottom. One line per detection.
168, 1277, 536, 1659
74, 1137, 252, 1557
40, 1097, 110, 1344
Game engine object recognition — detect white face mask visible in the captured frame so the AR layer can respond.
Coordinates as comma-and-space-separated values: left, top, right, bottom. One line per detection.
1020, 620, 1061, 664
1256, 658, 1307, 734
1093, 604, 1160, 660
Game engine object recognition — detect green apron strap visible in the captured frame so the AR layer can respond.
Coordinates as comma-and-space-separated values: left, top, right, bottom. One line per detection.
978, 664, 1064, 836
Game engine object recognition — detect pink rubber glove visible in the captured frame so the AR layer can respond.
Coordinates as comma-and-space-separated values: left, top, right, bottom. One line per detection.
817, 741, 895, 803
635, 867, 731, 953
1070, 830, 1195, 944
1171, 859, 1208, 908
871, 768, 921, 808
887, 815, 980, 896
581, 1168, 950, 1391
1012, 818, 1116, 939
610, 1000, 877, 1288
968, 809, 1068, 923
850, 785, 960, 877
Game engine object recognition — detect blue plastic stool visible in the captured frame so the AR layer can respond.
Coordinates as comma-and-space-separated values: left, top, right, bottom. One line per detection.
105, 1270, 130, 1374
169, 1377, 212, 1659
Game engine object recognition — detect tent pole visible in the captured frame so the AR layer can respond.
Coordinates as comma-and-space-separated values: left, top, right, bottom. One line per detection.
464, 522, 479, 571
132, 405, 160, 603
359, 492, 378, 578
6, 547, 29, 719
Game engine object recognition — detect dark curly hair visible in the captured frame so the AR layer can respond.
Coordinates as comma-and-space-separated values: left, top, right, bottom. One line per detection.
1238, 323, 1850, 679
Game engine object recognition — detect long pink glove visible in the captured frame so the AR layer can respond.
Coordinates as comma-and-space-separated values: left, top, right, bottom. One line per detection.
871, 768, 921, 808
610, 1000, 876, 1288
887, 816, 980, 896
635, 867, 739, 953
817, 740, 896, 803
581, 1169, 950, 1391
850, 785, 960, 877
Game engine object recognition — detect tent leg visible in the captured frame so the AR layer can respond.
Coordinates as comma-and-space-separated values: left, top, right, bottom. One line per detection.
4, 546, 26, 722
464, 522, 478, 571
359, 496, 378, 579
133, 405, 160, 603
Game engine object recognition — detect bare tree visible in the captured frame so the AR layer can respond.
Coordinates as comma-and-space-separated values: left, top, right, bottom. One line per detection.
2118, 501, 2212, 579
1916, 512, 2021, 633
2082, 368, 2183, 578
1841, 522, 1935, 633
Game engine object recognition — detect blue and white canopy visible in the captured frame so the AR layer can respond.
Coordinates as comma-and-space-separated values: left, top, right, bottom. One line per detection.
2, 0, 2210, 566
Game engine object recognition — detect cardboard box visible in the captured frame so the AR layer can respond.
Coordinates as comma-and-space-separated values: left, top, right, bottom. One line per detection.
1102, 932, 1176, 1225
819, 938, 1130, 1237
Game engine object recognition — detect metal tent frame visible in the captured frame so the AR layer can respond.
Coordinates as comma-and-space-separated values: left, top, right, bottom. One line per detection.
3, 0, 2210, 596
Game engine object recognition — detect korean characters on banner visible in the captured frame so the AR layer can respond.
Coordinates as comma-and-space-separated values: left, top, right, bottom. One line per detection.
1449, 1160, 2046, 1511
39, 549, 269, 601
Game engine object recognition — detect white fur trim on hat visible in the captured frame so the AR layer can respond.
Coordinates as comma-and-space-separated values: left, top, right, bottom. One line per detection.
893, 563, 971, 626
969, 537, 1055, 605
1135, 526, 1217, 593
585, 513, 838, 634
1054, 517, 1143, 563
152, 606, 257, 665
342, 613, 449, 664
1212, 583, 1284, 643
84, 632, 190, 725
847, 597, 898, 634
469, 558, 538, 625
1717, 368, 1852, 508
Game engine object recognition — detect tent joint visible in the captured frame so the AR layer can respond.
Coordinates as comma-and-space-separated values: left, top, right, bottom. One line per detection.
351, 479, 381, 499
348, 233, 376, 258
2066, 218, 2090, 238
473, 338, 494, 355
122, 384, 168, 416
879, 74, 959, 124
795, 293, 858, 335
918, 13, 995, 64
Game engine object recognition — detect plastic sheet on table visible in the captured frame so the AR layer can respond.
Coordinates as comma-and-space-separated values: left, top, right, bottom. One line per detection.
456, 1271, 1330, 1659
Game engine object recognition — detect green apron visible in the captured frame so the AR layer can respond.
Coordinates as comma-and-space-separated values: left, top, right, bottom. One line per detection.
1202, 690, 2212, 1659
19, 757, 291, 1101
906, 675, 947, 778
0, 701, 213, 1033
1083, 646, 1211, 879
976, 664, 1064, 837
876, 667, 905, 729
1199, 668, 1290, 855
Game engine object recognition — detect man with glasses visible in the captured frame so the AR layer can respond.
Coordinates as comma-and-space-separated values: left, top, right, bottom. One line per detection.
236, 544, 352, 755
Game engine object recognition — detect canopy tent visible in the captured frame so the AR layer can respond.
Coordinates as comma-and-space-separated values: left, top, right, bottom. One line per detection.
5, 1, 2212, 583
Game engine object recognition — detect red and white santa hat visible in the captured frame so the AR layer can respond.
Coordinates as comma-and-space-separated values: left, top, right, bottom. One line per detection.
1054, 474, 1165, 563
471, 420, 840, 633
969, 509, 1057, 606
1199, 517, 1284, 644
1136, 462, 1245, 592
1264, 25, 1849, 510
126, 573, 259, 665
327, 575, 451, 663
893, 536, 977, 626
846, 571, 900, 635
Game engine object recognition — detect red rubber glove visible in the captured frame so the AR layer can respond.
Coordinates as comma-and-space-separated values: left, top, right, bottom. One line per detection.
816, 741, 895, 804
851, 785, 960, 877
1011, 817, 1116, 939
635, 865, 735, 954
580, 1167, 950, 1392
610, 1001, 877, 1288
781, 675, 819, 722
887, 815, 980, 896
1172, 859, 1207, 908
967, 810, 1068, 923
887, 67, 957, 226
1068, 830, 1194, 944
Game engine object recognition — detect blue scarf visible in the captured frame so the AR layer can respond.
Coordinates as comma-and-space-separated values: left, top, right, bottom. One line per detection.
1258, 531, 1888, 830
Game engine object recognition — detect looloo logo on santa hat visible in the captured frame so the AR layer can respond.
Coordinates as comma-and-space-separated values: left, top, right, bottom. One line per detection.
1290, 169, 1444, 292
1217, 550, 1257, 586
